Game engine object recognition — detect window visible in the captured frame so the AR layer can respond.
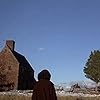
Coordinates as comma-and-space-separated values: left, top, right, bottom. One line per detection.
8, 66, 11, 70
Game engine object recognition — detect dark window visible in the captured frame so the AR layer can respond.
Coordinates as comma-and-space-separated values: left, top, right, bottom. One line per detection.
8, 66, 11, 70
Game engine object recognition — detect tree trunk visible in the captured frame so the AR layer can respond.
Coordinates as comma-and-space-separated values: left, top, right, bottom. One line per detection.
95, 82, 98, 93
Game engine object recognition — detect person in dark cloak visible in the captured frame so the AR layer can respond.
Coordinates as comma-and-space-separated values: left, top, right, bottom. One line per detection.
32, 69, 57, 100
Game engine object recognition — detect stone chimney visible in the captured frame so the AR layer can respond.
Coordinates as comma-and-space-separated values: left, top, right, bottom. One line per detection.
6, 40, 15, 51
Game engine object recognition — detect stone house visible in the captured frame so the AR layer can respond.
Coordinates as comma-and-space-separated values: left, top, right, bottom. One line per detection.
0, 40, 36, 91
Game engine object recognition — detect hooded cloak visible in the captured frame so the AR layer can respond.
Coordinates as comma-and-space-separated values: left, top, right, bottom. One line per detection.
32, 70, 57, 100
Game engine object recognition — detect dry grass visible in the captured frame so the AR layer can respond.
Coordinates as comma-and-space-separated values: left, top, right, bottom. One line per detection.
57, 96, 100, 100
0, 94, 31, 100
0, 94, 100, 100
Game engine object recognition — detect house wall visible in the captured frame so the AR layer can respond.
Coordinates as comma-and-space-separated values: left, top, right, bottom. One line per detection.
18, 63, 36, 90
0, 46, 19, 91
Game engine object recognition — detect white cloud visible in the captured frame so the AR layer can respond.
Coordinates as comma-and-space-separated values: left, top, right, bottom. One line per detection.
38, 48, 45, 51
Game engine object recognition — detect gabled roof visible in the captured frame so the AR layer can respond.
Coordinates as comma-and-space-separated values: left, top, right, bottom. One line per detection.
12, 50, 34, 72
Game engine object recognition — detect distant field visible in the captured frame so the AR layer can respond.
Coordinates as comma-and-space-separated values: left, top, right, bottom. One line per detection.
0, 94, 100, 100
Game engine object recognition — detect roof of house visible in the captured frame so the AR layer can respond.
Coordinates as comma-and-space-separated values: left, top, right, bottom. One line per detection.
12, 50, 34, 72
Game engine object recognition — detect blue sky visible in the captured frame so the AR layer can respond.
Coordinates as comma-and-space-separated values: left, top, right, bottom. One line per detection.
0, 0, 100, 84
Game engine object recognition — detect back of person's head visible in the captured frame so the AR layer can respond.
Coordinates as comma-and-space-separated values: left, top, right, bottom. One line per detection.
38, 69, 51, 81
